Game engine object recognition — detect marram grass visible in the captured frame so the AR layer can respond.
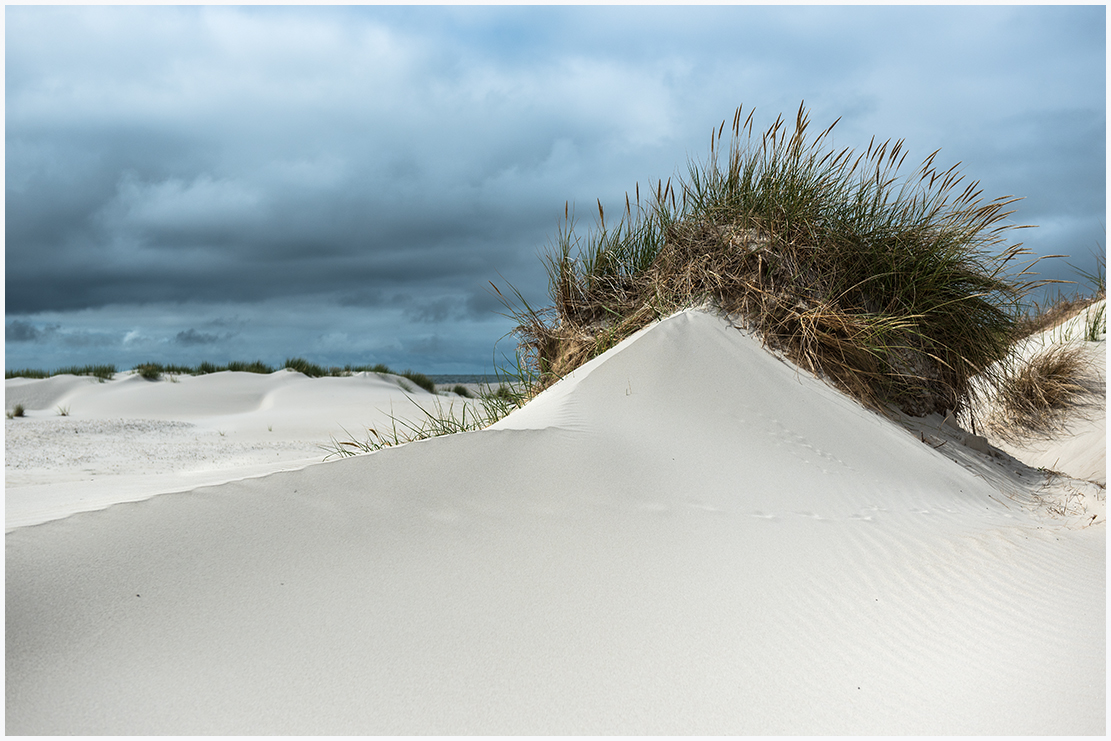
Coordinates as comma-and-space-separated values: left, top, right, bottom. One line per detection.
319, 384, 522, 459
986, 344, 1097, 438
498, 102, 1056, 419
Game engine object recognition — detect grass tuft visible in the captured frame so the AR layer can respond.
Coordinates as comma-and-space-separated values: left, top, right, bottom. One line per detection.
1085, 302, 1106, 341
7, 403, 25, 419
283, 357, 327, 378
320, 393, 496, 459
987, 344, 1097, 437
320, 372, 526, 459
496, 102, 1050, 418
225, 360, 275, 374
400, 369, 436, 394
136, 363, 163, 381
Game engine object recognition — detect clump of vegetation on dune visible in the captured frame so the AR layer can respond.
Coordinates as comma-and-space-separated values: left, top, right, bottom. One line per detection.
984, 255, 1104, 439
986, 344, 1099, 439
496, 102, 1054, 419
319, 383, 521, 459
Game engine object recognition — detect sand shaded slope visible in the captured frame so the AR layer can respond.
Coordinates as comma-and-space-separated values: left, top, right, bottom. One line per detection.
6, 310, 1104, 734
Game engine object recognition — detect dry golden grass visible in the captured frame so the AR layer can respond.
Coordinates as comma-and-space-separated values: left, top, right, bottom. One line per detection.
1016, 293, 1105, 339
987, 344, 1098, 438
499, 103, 1052, 418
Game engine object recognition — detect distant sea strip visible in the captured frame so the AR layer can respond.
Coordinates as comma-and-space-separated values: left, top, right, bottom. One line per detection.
428, 374, 501, 386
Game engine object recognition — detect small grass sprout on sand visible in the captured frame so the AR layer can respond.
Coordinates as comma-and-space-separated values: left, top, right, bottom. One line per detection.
56, 405, 70, 416
496, 102, 1054, 420
7, 404, 26, 419
320, 395, 490, 459
320, 380, 525, 460
1017, 293, 1106, 342
1084, 302, 1105, 341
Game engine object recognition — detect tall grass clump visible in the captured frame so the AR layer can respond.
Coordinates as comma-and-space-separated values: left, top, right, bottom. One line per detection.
223, 360, 276, 374
400, 370, 436, 394
136, 363, 163, 381
499, 102, 1050, 418
283, 357, 327, 378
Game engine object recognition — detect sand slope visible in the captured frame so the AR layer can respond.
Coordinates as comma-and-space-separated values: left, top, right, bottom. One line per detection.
6, 309, 1104, 734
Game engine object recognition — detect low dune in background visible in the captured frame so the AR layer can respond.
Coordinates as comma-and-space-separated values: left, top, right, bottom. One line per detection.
5, 307, 1104, 734
5, 369, 480, 530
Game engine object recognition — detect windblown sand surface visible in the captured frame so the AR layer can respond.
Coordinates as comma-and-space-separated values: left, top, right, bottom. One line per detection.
5, 309, 1105, 734
5, 370, 474, 530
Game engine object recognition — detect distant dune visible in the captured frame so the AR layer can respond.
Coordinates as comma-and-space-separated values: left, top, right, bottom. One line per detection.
5, 368, 476, 530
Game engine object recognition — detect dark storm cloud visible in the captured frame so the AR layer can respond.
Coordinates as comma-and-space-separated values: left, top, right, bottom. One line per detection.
175, 328, 224, 346
5, 5, 1105, 372
5, 5, 607, 314
6, 320, 56, 343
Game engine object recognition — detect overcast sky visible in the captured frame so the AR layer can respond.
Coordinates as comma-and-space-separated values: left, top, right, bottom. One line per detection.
6, 5, 1106, 374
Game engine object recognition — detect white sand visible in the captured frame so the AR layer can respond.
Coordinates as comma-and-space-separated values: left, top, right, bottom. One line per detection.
5, 309, 1105, 734
5, 369, 479, 530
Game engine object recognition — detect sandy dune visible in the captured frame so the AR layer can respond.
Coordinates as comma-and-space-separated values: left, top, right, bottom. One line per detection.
5, 370, 479, 530
5, 309, 1104, 734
